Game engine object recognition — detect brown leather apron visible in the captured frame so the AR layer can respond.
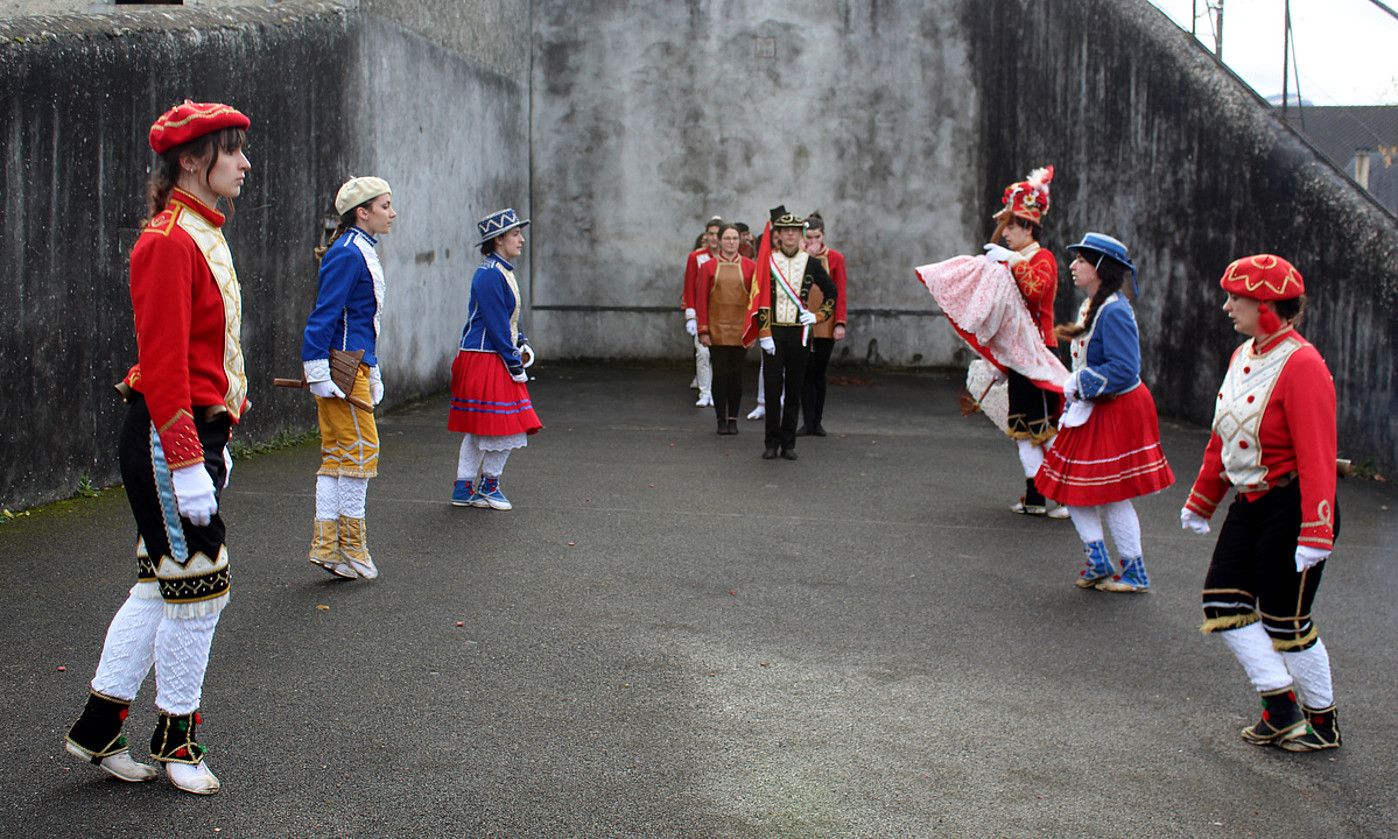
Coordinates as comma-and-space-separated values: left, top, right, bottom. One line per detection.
808, 252, 834, 339
707, 261, 748, 346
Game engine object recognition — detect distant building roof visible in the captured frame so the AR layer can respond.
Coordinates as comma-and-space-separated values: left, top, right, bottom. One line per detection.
1282, 105, 1398, 215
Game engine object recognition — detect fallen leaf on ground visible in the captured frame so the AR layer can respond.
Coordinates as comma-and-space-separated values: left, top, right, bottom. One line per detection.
316, 604, 330, 611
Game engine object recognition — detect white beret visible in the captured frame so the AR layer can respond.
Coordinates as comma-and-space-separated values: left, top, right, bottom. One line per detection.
334, 176, 392, 216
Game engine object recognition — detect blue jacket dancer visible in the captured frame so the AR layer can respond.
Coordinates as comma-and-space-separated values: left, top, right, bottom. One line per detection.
301, 176, 395, 581
448, 208, 542, 511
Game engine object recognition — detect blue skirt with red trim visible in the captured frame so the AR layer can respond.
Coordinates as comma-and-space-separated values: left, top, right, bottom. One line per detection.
1034, 383, 1174, 506
447, 350, 542, 436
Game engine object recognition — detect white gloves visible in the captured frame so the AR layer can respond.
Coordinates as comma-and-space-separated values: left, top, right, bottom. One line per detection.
308, 379, 345, 399
520, 344, 535, 368
171, 464, 218, 527
759, 336, 776, 355
982, 243, 1015, 263
1295, 546, 1330, 572
1179, 508, 1211, 535
368, 365, 383, 406
221, 445, 232, 490
684, 308, 697, 337
510, 369, 529, 384
798, 310, 818, 326
1062, 375, 1078, 402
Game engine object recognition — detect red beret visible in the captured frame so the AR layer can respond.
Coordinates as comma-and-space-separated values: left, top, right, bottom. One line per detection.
1218, 254, 1305, 301
148, 100, 250, 154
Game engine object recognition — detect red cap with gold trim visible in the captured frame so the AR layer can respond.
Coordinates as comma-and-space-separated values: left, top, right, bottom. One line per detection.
1220, 254, 1305, 335
1218, 253, 1305, 301
149, 100, 250, 154
993, 165, 1053, 225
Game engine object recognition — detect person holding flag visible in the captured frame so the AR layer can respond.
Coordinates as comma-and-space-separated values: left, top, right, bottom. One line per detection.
744, 207, 837, 460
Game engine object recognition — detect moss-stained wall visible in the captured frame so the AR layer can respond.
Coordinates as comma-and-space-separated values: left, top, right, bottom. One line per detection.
0, 1, 530, 510
967, 0, 1397, 472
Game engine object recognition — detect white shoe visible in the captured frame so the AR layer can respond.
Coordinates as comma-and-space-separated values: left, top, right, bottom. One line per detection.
65, 743, 158, 782
166, 760, 221, 795
695, 393, 713, 407
746, 405, 765, 420
1048, 505, 1071, 519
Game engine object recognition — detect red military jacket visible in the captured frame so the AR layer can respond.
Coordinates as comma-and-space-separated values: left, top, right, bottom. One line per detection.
1185, 327, 1337, 550
1010, 245, 1059, 348
122, 188, 247, 469
807, 246, 848, 338
680, 246, 717, 313
695, 254, 756, 343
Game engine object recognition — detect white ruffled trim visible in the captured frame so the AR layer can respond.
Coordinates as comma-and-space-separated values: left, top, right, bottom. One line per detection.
130, 581, 162, 600
162, 592, 229, 620
304, 358, 331, 382
476, 432, 527, 452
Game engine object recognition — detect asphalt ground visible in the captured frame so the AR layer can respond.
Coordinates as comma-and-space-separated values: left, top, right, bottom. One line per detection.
2, 362, 1394, 838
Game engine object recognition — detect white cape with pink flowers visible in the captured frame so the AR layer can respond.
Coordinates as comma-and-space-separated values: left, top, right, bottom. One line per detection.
915, 254, 1069, 391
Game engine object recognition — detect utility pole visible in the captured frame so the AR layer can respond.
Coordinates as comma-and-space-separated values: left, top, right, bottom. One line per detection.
1281, 0, 1291, 113
1209, 0, 1225, 59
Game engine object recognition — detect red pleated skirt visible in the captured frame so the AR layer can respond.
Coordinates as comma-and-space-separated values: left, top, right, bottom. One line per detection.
447, 350, 542, 436
1034, 384, 1174, 506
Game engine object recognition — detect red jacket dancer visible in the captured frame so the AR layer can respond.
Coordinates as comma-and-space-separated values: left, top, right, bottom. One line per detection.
799, 212, 847, 437
681, 217, 722, 406
983, 166, 1064, 516
65, 100, 252, 796
1180, 254, 1342, 752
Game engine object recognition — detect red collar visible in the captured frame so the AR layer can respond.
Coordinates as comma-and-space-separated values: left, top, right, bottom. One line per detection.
1252, 326, 1296, 355
168, 188, 226, 228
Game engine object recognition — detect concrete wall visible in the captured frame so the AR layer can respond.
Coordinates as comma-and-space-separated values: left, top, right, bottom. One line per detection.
528, 0, 982, 369
966, 0, 1398, 472
0, 0, 530, 510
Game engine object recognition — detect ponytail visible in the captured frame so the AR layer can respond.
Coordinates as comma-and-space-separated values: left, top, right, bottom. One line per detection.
315, 209, 357, 261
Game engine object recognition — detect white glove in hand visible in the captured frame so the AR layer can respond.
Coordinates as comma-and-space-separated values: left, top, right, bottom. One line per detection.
221, 445, 232, 490
1062, 375, 1078, 402
1179, 508, 1211, 535
368, 366, 383, 406
759, 336, 776, 355
798, 310, 818, 326
520, 344, 535, 368
171, 464, 218, 527
982, 243, 1015, 263
1295, 546, 1330, 572
309, 379, 346, 400
510, 370, 529, 384
685, 318, 698, 337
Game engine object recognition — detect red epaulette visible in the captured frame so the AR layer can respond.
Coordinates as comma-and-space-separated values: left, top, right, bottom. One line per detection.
143, 207, 179, 237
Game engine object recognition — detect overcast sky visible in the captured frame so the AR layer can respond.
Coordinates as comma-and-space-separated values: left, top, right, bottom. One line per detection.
1146, 0, 1398, 105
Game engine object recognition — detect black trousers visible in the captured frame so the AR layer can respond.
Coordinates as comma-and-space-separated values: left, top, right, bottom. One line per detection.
120, 395, 231, 602
1202, 480, 1340, 650
763, 326, 810, 450
801, 337, 835, 430
710, 345, 745, 422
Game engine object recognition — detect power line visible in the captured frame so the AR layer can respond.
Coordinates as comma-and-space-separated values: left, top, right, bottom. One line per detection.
1363, 0, 1398, 23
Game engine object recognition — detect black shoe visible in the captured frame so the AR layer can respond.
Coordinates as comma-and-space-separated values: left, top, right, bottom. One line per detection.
780, 448, 798, 461
796, 425, 811, 437
717, 420, 728, 435
762, 447, 778, 459
811, 425, 827, 437
1279, 705, 1341, 752
1240, 686, 1306, 746
727, 419, 739, 434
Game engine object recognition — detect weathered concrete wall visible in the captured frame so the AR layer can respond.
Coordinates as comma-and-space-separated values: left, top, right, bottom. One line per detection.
528, 0, 981, 369
967, 0, 1398, 472
0, 0, 530, 510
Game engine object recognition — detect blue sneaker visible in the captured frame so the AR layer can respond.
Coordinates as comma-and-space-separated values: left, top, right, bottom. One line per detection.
474, 475, 512, 510
1097, 555, 1150, 592
451, 480, 478, 507
1075, 540, 1116, 589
